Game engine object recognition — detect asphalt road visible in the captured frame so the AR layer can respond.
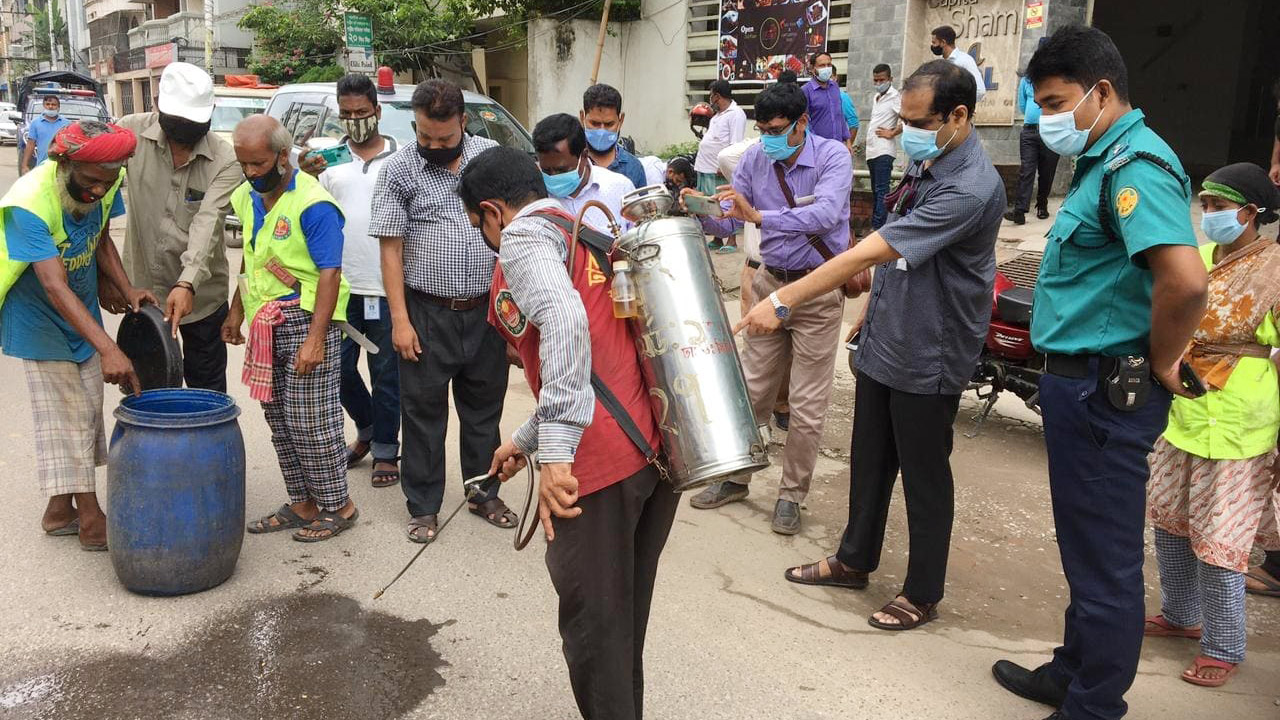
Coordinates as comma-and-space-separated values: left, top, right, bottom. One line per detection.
0, 151, 1275, 719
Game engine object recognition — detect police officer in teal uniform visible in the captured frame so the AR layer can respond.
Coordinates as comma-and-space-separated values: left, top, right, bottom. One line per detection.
990, 27, 1209, 720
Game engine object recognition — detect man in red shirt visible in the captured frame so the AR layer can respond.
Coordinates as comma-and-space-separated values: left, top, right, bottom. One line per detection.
459, 145, 679, 720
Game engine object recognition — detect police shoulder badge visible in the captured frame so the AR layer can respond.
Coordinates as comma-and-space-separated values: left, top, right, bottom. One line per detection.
494, 289, 527, 337
272, 216, 292, 239
1115, 187, 1139, 219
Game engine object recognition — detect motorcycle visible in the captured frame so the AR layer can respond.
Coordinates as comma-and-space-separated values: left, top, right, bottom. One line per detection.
847, 251, 1045, 436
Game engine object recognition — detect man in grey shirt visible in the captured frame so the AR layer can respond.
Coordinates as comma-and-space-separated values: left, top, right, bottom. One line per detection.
737, 60, 1002, 631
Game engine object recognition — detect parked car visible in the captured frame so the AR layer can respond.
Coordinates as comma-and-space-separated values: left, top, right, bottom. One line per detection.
223, 79, 533, 248
263, 80, 534, 156
0, 102, 18, 145
14, 70, 109, 169
211, 85, 274, 145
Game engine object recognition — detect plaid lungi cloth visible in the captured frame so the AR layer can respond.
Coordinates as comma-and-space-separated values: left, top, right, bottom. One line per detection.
23, 355, 107, 497
260, 304, 349, 512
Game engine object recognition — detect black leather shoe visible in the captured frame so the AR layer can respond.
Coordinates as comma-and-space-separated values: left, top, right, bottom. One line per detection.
992, 660, 1068, 709
1042, 713, 1066, 720
771, 499, 801, 535
1036, 207, 1051, 220
689, 481, 749, 509
1004, 209, 1026, 225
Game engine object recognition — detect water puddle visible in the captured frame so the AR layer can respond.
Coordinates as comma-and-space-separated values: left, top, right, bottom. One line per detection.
0, 593, 447, 719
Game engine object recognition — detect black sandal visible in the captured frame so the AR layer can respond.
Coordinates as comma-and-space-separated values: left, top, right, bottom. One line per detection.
247, 504, 310, 534
292, 509, 359, 543
346, 440, 371, 467
371, 457, 400, 488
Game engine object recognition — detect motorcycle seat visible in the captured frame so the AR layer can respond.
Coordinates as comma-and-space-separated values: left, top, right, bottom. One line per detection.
996, 287, 1034, 325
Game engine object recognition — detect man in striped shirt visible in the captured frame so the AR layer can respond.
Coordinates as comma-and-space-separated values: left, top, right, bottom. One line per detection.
462, 146, 678, 720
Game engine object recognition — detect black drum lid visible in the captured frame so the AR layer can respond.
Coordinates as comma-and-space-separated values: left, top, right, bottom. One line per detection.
116, 304, 184, 391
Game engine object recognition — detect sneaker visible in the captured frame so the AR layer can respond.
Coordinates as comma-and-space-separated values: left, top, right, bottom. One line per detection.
771, 499, 801, 535
689, 481, 749, 509
1003, 209, 1026, 225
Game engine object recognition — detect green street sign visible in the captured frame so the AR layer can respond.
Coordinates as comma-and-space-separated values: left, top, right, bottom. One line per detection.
345, 13, 373, 51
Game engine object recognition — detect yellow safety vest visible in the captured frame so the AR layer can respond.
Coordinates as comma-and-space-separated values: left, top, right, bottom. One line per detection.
0, 161, 123, 312
229, 171, 349, 324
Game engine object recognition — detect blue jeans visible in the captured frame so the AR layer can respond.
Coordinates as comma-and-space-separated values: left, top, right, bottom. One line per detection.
1039, 362, 1171, 720
339, 294, 400, 461
867, 155, 894, 230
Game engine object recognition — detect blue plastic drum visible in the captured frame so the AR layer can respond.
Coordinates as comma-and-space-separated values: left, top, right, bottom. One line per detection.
108, 389, 245, 596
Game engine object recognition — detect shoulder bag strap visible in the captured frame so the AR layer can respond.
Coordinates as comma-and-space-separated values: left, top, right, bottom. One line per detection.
772, 161, 836, 262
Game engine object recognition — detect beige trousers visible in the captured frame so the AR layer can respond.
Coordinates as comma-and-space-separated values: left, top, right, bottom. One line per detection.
740, 270, 844, 503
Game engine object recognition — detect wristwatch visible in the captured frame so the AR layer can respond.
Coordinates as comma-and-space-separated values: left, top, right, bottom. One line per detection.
768, 291, 790, 320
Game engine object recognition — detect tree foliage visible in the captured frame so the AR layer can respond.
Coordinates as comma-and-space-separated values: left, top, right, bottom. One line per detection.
32, 0, 71, 68
239, 0, 641, 84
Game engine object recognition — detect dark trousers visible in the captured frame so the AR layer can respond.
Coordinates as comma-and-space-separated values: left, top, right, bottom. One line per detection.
1039, 364, 1171, 720
544, 466, 680, 720
836, 372, 960, 605
179, 302, 228, 393
1015, 124, 1060, 213
399, 288, 507, 517
340, 294, 400, 461
867, 155, 894, 230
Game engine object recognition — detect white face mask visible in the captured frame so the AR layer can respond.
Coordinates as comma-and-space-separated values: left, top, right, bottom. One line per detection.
874, 82, 891, 95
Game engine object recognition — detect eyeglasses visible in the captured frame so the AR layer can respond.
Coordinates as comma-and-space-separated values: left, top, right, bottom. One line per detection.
755, 122, 794, 137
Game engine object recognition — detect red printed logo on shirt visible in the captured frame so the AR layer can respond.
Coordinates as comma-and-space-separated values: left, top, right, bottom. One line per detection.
272, 216, 292, 240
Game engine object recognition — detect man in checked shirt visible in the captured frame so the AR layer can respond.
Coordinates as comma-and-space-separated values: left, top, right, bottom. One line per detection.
370, 79, 516, 543
462, 145, 677, 720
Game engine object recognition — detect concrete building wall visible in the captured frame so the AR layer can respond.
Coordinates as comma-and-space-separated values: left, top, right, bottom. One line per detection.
620, 0, 688, 154
526, 18, 624, 131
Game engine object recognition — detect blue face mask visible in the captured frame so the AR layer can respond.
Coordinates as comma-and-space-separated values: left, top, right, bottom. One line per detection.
900, 123, 957, 162
42, 108, 58, 119
816, 66, 833, 82
542, 166, 583, 199
585, 128, 619, 153
760, 121, 801, 161
1038, 83, 1102, 158
1201, 208, 1248, 245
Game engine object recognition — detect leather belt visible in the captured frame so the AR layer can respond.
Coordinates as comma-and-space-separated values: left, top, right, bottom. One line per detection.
1044, 353, 1122, 379
766, 266, 817, 283
414, 290, 487, 311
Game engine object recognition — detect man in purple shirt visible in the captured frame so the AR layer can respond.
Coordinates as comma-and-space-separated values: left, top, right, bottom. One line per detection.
803, 52, 851, 147
684, 81, 852, 535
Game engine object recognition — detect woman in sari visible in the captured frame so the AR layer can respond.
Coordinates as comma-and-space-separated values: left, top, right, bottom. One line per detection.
1145, 162, 1280, 688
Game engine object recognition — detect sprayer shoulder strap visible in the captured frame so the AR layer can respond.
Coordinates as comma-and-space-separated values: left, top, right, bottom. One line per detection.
590, 371, 658, 463
530, 209, 616, 276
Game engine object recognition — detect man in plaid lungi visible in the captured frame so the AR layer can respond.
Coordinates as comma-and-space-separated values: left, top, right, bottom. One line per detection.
223, 115, 357, 542
0, 121, 154, 551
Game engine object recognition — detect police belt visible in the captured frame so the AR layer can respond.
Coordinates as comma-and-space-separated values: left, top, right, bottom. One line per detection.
1043, 353, 1124, 380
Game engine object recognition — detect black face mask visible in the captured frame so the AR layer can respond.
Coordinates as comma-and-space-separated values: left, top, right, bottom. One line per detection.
417, 137, 464, 166
248, 164, 284, 193
930, 45, 944, 56
158, 113, 211, 147
66, 173, 98, 203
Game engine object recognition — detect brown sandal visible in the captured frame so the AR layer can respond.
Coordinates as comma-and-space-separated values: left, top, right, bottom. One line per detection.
1181, 655, 1238, 688
868, 597, 938, 631
469, 497, 517, 529
784, 555, 869, 589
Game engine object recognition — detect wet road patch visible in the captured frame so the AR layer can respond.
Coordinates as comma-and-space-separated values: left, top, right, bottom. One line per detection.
0, 593, 447, 719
